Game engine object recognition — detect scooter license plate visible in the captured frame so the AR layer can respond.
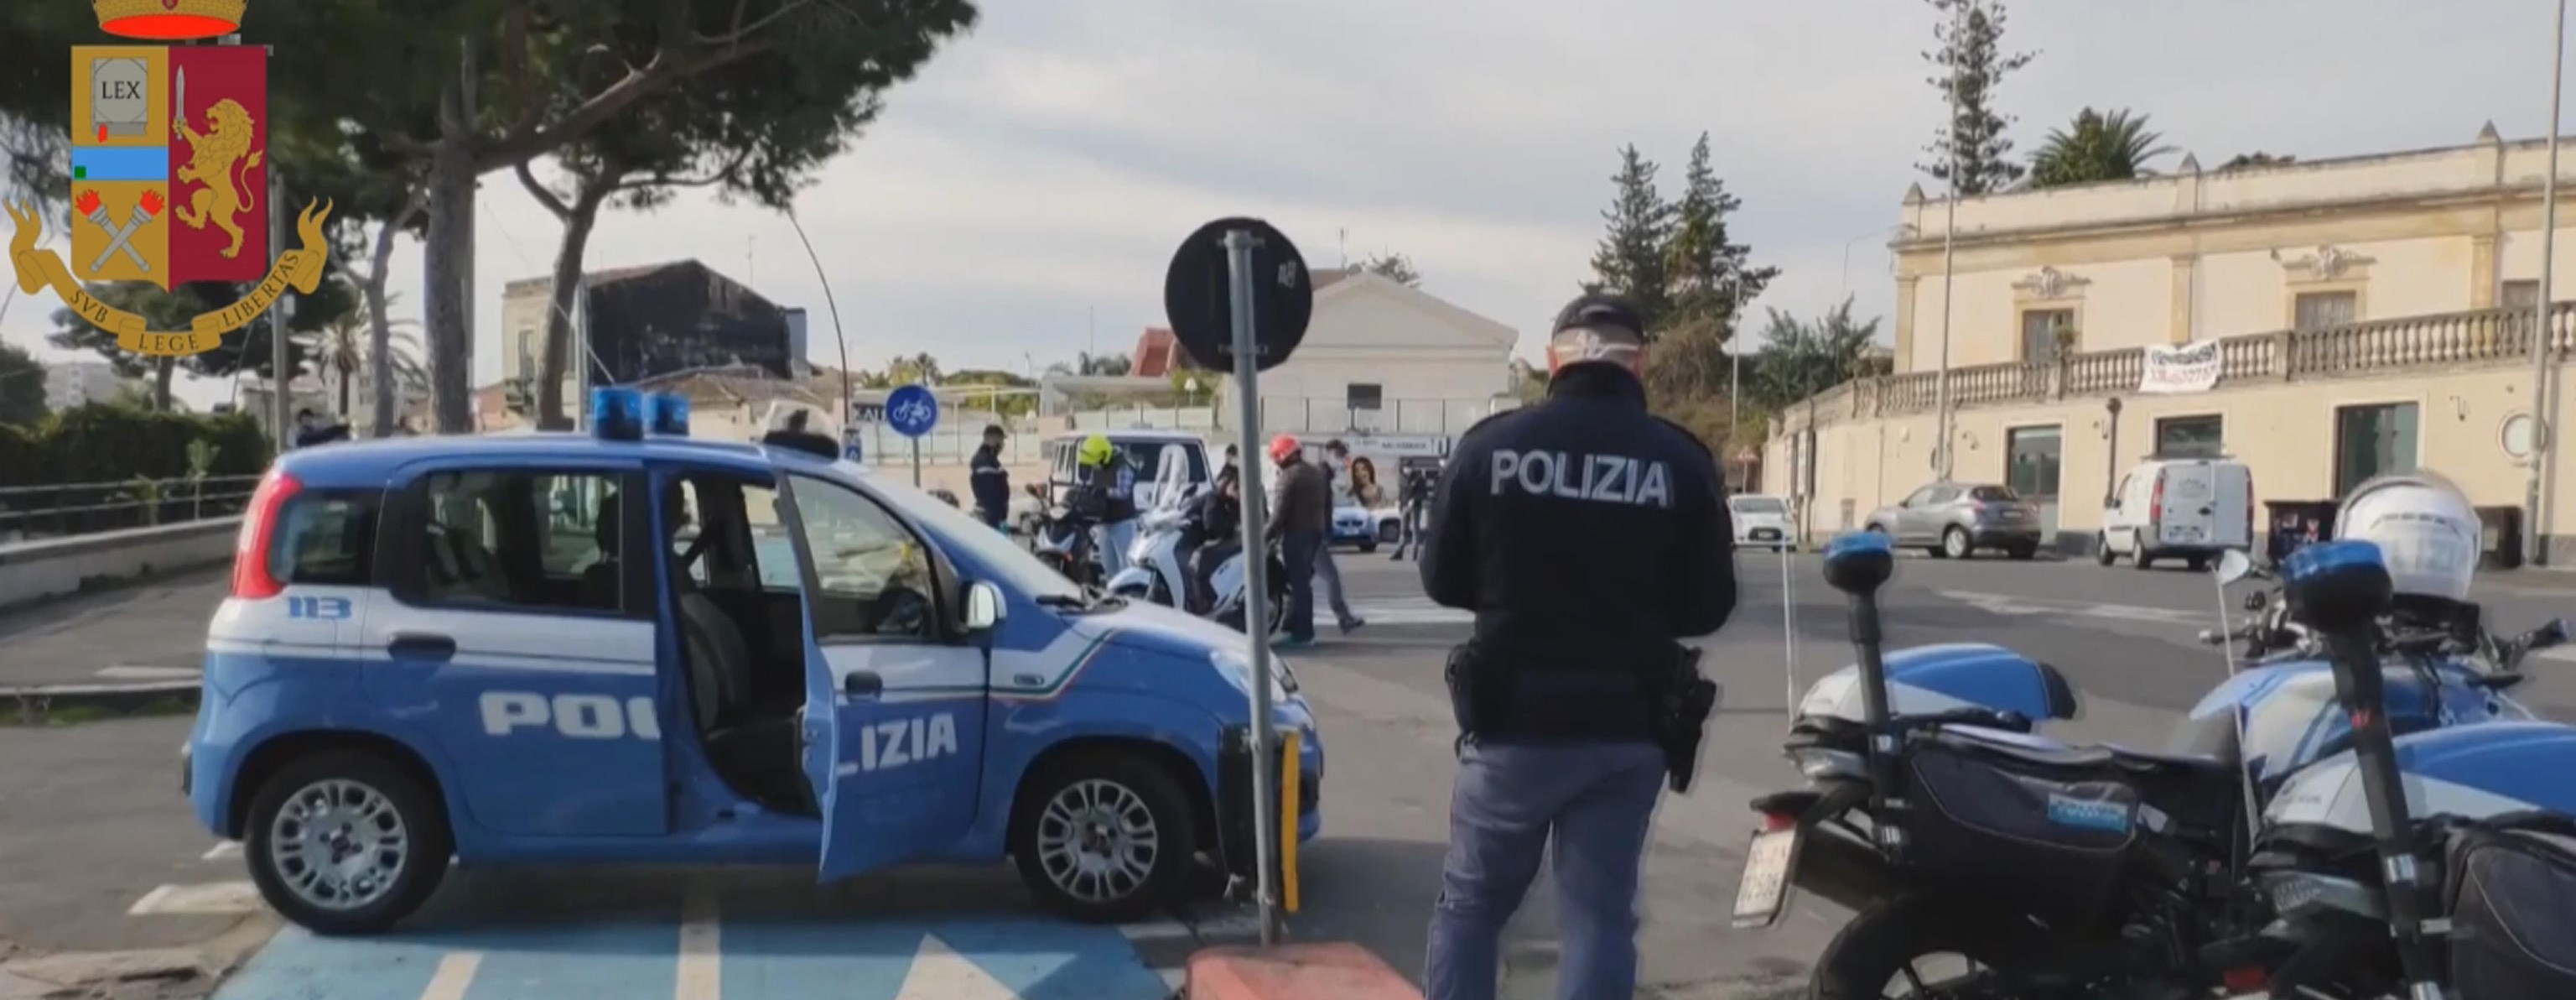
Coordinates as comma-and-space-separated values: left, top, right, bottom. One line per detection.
1729, 828, 1799, 929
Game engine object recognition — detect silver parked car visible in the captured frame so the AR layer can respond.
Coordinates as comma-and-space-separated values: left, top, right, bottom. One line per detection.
1863, 482, 2044, 560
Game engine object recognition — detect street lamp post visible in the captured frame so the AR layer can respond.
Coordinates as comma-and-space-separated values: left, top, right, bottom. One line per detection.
2527, 0, 2569, 567
1932, 1, 1965, 482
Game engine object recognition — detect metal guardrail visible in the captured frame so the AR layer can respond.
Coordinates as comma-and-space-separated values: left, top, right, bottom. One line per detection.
0, 475, 262, 542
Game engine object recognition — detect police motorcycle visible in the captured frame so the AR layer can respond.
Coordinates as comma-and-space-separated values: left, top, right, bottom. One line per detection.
2236, 541, 2576, 1000
1105, 459, 1292, 636
1734, 476, 2568, 997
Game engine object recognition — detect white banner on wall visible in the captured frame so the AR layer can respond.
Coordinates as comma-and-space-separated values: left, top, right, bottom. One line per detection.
2139, 340, 2223, 394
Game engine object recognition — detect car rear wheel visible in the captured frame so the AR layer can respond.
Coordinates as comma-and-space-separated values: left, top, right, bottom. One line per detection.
2130, 539, 2154, 570
243, 750, 452, 936
1941, 527, 1972, 560
1011, 753, 1198, 923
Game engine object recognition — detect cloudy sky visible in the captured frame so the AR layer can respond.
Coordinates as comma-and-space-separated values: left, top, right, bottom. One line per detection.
0, 0, 2561, 410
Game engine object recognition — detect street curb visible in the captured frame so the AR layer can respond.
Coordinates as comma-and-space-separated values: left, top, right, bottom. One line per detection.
1185, 942, 1420, 1000
0, 914, 275, 1000
1, 680, 200, 722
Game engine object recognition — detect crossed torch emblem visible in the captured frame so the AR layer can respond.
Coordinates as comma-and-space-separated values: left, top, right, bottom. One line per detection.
76, 187, 164, 273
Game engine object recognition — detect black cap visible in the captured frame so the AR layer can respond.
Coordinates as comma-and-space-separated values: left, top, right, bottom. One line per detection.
1550, 293, 1647, 340
983, 424, 1005, 436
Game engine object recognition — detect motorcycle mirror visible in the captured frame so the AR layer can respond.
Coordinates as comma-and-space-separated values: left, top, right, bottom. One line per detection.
2196, 628, 2225, 645
2243, 591, 2269, 612
2214, 549, 2256, 585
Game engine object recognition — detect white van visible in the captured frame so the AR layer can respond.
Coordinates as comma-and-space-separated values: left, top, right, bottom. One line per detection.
2096, 456, 2254, 570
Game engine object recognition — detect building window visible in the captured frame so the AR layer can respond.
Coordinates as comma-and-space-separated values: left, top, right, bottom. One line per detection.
2006, 425, 2062, 502
2334, 403, 2419, 497
2294, 290, 2358, 331
2504, 280, 2542, 310
2155, 414, 2225, 458
1347, 383, 1384, 410
2020, 309, 2074, 361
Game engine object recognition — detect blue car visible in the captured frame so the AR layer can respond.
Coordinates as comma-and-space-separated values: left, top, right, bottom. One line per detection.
184, 393, 1321, 934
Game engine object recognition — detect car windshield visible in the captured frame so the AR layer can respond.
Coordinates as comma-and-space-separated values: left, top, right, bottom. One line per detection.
1971, 486, 2021, 503
1730, 496, 1787, 514
862, 468, 1083, 602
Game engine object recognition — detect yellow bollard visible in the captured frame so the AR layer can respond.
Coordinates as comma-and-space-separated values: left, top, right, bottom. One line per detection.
1279, 729, 1301, 914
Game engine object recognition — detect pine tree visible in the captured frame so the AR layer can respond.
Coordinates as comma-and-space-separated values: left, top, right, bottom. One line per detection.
1664, 133, 1779, 345
1919, 0, 2036, 195
1585, 145, 1676, 332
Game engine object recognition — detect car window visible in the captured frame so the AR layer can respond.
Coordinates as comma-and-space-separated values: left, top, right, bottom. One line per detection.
269, 489, 378, 586
2111, 475, 2132, 507
1970, 486, 2019, 503
412, 470, 624, 614
1729, 496, 1787, 514
1925, 486, 1962, 505
1902, 487, 1938, 507
786, 474, 936, 641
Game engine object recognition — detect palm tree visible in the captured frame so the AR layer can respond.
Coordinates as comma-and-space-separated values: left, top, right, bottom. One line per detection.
2029, 107, 2176, 189
299, 311, 426, 420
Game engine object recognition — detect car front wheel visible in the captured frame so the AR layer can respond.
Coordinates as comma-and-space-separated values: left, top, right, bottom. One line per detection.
1011, 753, 1199, 923
1941, 526, 1972, 560
243, 750, 452, 936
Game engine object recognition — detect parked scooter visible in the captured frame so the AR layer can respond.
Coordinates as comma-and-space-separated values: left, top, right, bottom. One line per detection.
1105, 455, 1291, 635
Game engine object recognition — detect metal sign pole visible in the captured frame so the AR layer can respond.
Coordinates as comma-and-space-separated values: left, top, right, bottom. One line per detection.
1223, 228, 1283, 945
911, 437, 922, 487
267, 169, 289, 448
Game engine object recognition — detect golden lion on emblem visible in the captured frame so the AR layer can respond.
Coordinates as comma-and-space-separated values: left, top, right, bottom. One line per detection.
172, 98, 264, 260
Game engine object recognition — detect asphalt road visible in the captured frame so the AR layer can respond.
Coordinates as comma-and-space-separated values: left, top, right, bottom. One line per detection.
5, 552, 2573, 998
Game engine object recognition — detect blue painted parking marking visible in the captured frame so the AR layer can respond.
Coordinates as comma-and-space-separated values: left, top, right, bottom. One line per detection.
214, 908, 1172, 999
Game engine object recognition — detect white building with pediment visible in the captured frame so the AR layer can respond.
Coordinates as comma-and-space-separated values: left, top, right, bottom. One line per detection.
1197, 268, 1521, 437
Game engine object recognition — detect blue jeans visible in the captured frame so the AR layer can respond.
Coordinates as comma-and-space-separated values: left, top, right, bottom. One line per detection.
1425, 740, 1665, 1000
1280, 529, 1322, 640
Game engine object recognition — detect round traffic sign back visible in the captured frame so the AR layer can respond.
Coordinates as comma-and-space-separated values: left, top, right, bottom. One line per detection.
1162, 217, 1313, 372
886, 384, 939, 439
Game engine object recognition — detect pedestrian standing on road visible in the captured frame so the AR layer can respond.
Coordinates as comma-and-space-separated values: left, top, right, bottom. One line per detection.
1265, 435, 1332, 648
1312, 440, 1366, 634
1419, 293, 1736, 1000
1392, 464, 1435, 561
969, 424, 1011, 529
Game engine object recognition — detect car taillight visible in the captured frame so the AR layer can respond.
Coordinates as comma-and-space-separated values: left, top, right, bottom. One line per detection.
231, 471, 301, 599
2150, 477, 2165, 525
1759, 810, 1798, 833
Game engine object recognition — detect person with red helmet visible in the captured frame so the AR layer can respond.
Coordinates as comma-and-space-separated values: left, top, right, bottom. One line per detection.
1265, 433, 1332, 647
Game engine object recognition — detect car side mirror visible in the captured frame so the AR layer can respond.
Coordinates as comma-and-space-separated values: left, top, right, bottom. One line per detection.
2215, 549, 2256, 585
963, 581, 1005, 633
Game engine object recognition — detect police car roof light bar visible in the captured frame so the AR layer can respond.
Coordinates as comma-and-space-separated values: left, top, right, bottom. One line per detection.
645, 393, 691, 437
590, 388, 645, 441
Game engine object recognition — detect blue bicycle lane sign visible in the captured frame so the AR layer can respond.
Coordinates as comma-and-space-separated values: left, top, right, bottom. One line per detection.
886, 384, 939, 439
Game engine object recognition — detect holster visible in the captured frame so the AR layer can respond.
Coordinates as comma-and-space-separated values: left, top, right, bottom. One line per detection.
1444, 639, 1497, 755
1651, 646, 1721, 794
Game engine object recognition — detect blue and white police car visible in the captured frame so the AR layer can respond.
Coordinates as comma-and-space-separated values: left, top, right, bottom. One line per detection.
184, 389, 1322, 935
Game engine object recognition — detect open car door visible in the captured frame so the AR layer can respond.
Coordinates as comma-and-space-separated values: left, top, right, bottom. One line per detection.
778, 471, 987, 882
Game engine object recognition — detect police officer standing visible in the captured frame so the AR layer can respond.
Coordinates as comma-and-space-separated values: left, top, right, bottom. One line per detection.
1419, 294, 1735, 1000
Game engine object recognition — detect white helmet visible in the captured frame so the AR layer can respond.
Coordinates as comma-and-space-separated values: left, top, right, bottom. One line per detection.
2333, 471, 2480, 602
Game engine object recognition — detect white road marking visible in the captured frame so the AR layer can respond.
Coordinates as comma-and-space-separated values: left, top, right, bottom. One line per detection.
418, 952, 482, 1000
2531, 645, 2576, 664
1160, 967, 1188, 992
1344, 597, 1473, 626
97, 665, 202, 680
892, 933, 1032, 999
675, 879, 720, 1000
1935, 591, 2209, 629
127, 880, 261, 915
1115, 919, 1192, 943
200, 841, 241, 861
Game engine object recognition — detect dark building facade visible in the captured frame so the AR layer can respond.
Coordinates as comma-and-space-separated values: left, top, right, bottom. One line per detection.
575, 260, 795, 385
